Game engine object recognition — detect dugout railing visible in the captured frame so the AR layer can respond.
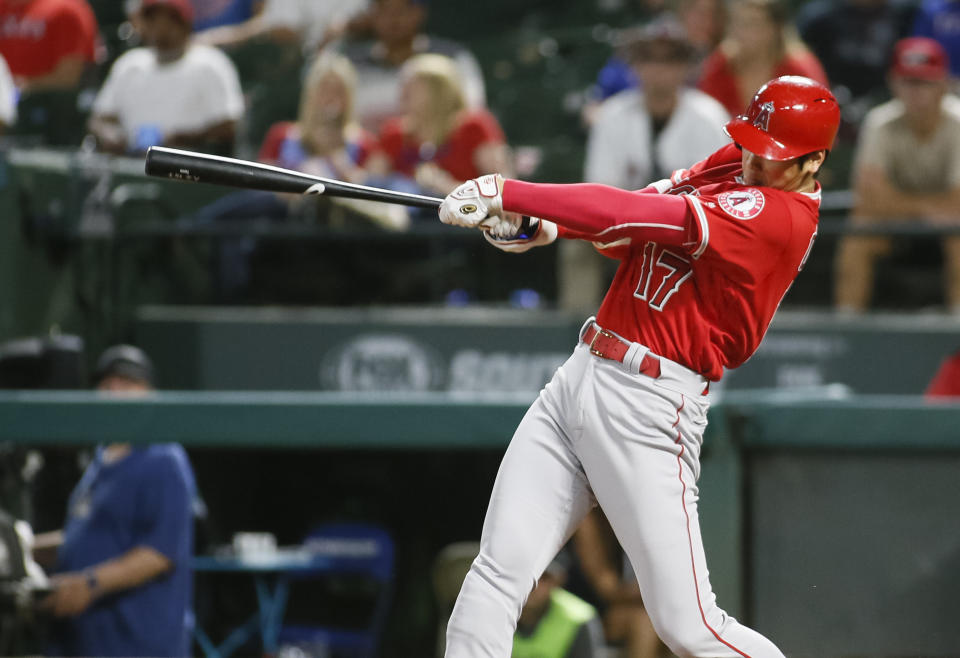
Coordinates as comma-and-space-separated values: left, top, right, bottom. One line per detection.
1, 390, 959, 656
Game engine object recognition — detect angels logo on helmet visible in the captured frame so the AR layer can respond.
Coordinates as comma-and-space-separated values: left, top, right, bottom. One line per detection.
717, 188, 765, 220
752, 102, 775, 131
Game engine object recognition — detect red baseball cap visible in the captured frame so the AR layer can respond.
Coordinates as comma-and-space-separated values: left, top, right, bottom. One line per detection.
141, 0, 195, 27
890, 37, 948, 81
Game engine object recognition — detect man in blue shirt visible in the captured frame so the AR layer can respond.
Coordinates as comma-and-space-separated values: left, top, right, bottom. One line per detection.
37, 345, 197, 657
191, 0, 259, 32
914, 0, 960, 78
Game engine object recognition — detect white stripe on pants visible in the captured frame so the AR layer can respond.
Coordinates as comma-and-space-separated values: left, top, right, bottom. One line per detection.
445, 342, 784, 658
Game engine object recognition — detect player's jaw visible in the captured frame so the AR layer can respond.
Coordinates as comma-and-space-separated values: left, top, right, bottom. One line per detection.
740, 147, 824, 193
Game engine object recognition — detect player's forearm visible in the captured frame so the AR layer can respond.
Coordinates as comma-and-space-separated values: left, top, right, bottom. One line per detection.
502, 179, 693, 246
853, 172, 952, 221
88, 546, 173, 596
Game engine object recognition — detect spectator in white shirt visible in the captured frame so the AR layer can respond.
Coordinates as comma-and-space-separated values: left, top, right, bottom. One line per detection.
0, 54, 17, 132
561, 16, 729, 315
584, 16, 730, 190
89, 0, 244, 154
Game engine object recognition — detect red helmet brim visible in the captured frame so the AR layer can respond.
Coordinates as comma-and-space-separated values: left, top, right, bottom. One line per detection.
723, 119, 802, 161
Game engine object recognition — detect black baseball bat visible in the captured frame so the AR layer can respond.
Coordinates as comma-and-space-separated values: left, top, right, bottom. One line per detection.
143, 146, 443, 210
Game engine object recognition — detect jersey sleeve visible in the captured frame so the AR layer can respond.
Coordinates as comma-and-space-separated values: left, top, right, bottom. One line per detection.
502, 179, 703, 254
668, 143, 742, 185
133, 448, 194, 564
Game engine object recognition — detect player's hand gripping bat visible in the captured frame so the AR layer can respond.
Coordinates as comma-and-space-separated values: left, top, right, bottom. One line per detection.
143, 146, 443, 209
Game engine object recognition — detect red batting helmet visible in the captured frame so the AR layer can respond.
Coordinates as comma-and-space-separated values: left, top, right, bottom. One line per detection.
723, 76, 840, 161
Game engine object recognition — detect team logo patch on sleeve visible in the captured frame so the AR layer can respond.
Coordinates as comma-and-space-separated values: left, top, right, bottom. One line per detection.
717, 188, 765, 220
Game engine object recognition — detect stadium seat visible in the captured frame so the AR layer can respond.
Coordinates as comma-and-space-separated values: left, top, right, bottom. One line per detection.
276, 523, 395, 658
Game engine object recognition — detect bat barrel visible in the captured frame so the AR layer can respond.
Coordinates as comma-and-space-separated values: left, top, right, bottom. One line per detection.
144, 146, 443, 210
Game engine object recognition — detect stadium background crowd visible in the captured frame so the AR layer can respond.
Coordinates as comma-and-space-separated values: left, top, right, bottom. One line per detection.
1, 0, 960, 657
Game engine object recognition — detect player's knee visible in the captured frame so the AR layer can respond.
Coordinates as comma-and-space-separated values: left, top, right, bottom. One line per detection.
649, 606, 731, 658
468, 551, 532, 610
657, 624, 721, 658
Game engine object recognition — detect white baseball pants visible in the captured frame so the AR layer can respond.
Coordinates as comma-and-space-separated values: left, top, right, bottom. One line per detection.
445, 323, 784, 658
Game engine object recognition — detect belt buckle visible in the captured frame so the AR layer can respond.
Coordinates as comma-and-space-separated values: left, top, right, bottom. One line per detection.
588, 327, 617, 358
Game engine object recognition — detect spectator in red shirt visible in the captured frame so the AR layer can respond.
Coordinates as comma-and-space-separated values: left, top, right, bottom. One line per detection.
200, 51, 401, 298
370, 53, 511, 198
0, 0, 99, 94
696, 0, 828, 117
927, 349, 960, 398
259, 52, 377, 184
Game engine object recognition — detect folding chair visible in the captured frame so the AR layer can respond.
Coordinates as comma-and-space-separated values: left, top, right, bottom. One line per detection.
277, 523, 395, 658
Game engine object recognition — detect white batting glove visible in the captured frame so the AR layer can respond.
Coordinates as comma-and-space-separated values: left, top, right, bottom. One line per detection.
483, 217, 558, 253
438, 174, 504, 229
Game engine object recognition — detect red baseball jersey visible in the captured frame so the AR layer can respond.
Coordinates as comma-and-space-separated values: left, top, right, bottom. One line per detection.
377, 109, 505, 182
0, 0, 99, 78
503, 143, 821, 381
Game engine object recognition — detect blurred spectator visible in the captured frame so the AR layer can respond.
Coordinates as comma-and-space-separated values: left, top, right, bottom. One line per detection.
191, 0, 261, 32
33, 345, 197, 658
913, 0, 960, 78
697, 0, 829, 117
198, 52, 401, 299
195, 0, 369, 55
568, 18, 728, 315
589, 0, 725, 105
571, 509, 664, 658
834, 37, 960, 313
679, 0, 726, 64
585, 18, 729, 190
513, 554, 605, 658
432, 543, 604, 658
0, 54, 16, 132
0, 0, 99, 95
926, 347, 960, 396
369, 53, 510, 197
88, 0, 244, 155
259, 53, 377, 182
338, 0, 486, 132
798, 0, 917, 111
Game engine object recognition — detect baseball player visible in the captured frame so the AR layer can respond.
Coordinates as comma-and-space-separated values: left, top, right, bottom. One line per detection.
437, 76, 840, 658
